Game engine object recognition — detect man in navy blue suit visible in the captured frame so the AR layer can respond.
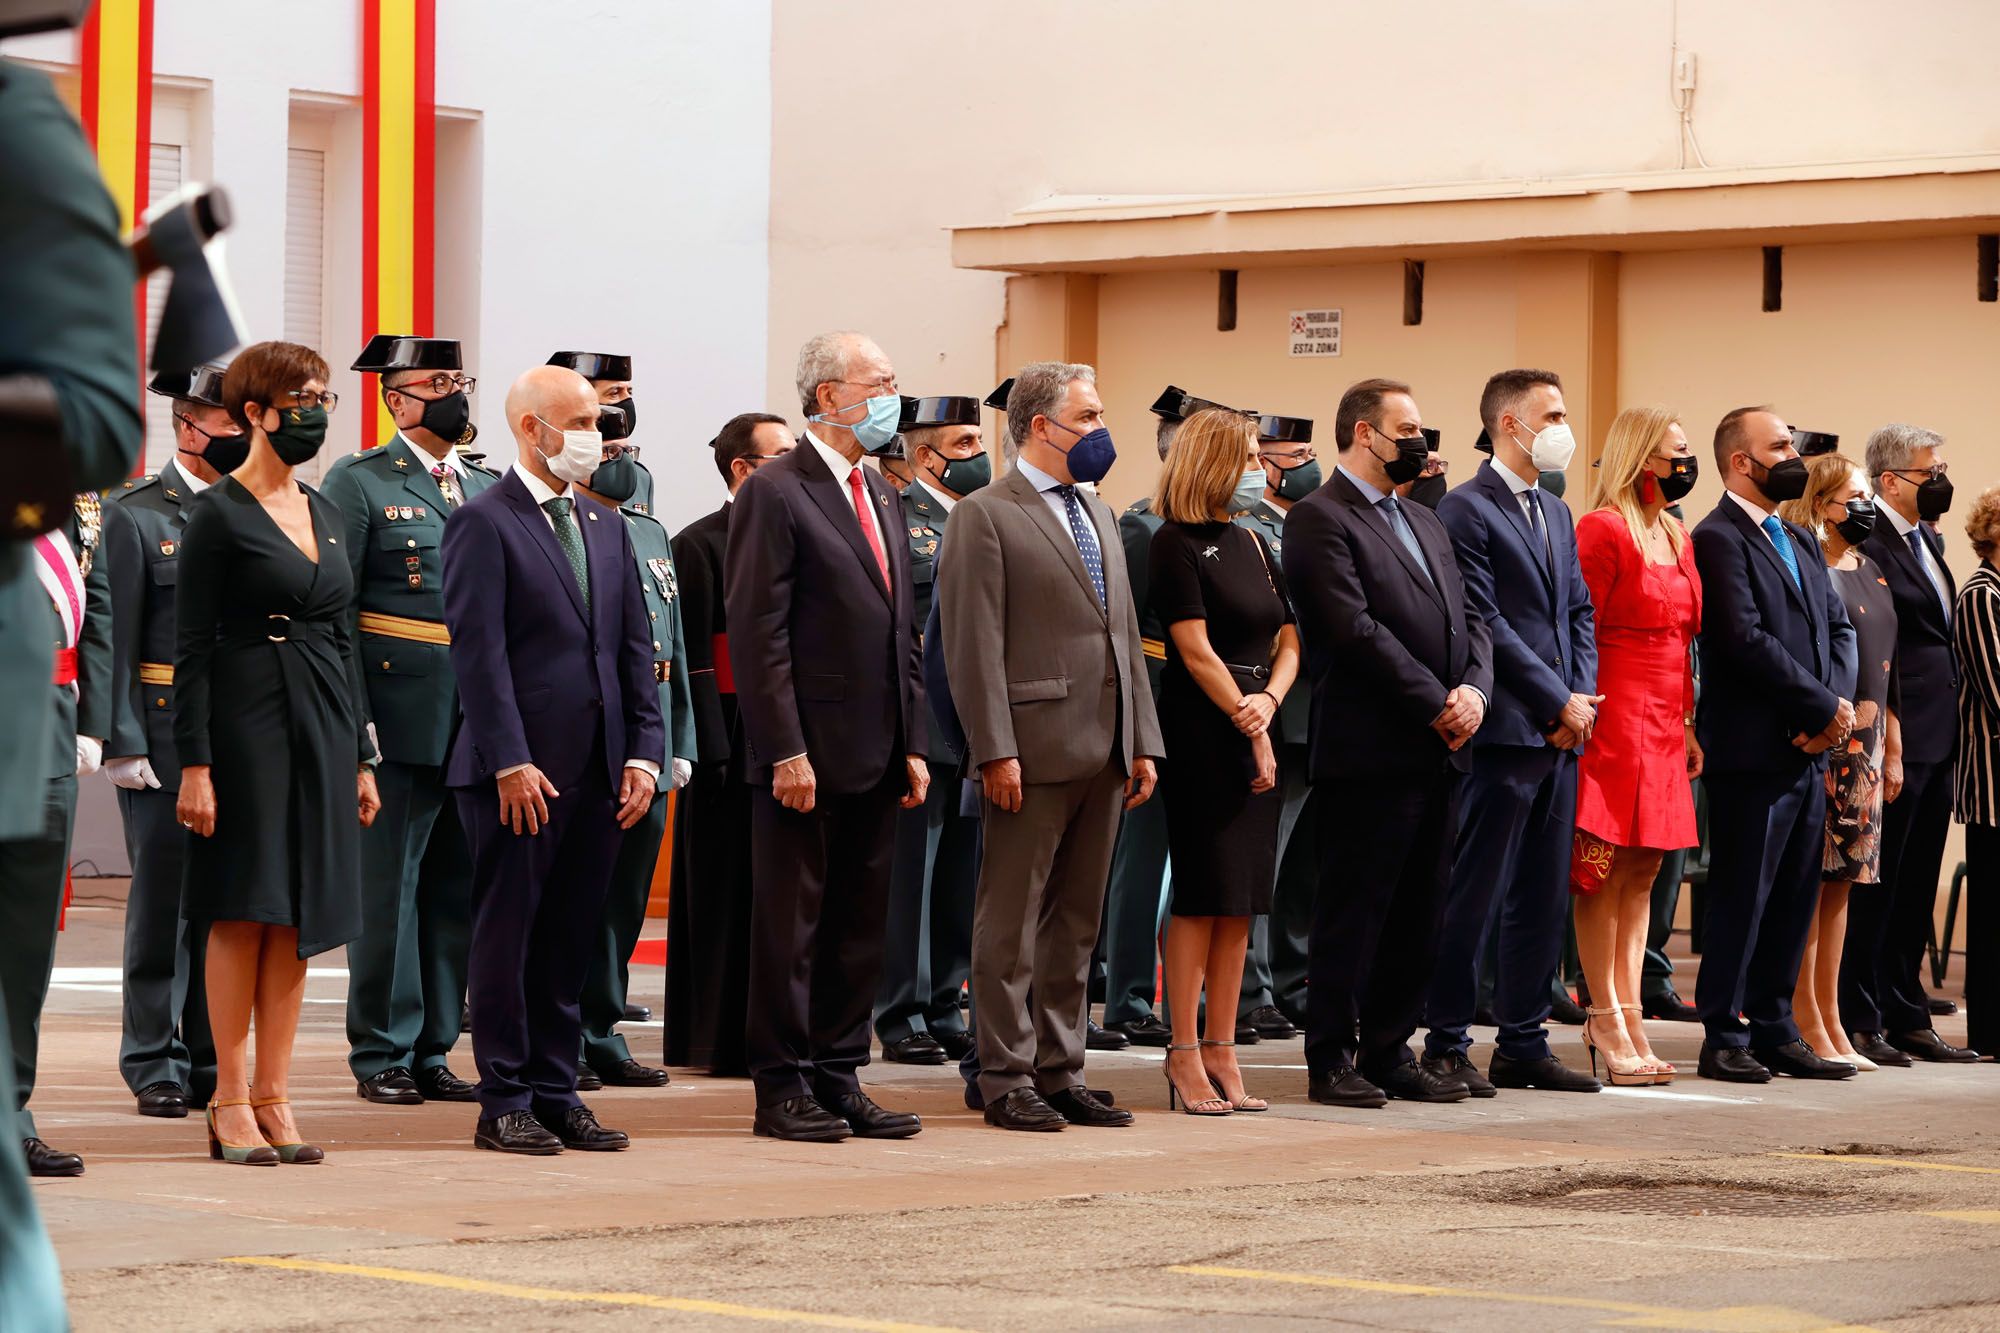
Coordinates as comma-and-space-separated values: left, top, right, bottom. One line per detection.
440, 364, 666, 1153
1425, 369, 1601, 1096
1692, 406, 1858, 1083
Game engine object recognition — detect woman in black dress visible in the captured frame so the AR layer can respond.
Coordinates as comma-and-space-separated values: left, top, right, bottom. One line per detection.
1150, 408, 1301, 1115
176, 342, 379, 1164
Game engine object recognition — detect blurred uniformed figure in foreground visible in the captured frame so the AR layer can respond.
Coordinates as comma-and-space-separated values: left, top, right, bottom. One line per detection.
322, 335, 497, 1106
551, 351, 696, 1090
874, 395, 988, 1064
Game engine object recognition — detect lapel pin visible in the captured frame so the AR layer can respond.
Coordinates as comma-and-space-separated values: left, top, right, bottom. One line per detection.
394, 457, 408, 469
165, 488, 179, 500
587, 511, 598, 521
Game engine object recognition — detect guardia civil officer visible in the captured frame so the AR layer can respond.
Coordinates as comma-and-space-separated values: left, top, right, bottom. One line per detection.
321, 335, 498, 1105
551, 351, 696, 1090
875, 394, 988, 1064
102, 366, 240, 1118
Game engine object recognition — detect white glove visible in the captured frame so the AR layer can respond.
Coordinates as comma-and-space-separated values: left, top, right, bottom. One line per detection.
670, 758, 693, 791
76, 735, 103, 777
106, 755, 162, 790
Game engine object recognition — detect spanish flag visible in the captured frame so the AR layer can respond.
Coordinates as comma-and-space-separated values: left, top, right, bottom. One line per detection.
77, 0, 154, 442
361, 0, 437, 447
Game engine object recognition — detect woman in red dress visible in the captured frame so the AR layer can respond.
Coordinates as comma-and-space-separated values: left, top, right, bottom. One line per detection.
1572, 407, 1704, 1084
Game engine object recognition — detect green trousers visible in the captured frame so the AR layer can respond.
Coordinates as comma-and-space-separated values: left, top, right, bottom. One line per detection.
580, 794, 669, 1070
0, 776, 75, 1141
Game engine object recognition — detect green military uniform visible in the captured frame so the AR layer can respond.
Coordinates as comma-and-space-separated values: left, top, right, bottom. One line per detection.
320, 434, 498, 1087
580, 474, 695, 1074
103, 462, 217, 1100
874, 477, 979, 1049
1234, 497, 1314, 1023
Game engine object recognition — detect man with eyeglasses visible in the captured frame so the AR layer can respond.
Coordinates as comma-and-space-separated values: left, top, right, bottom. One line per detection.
321, 335, 500, 1108
545, 351, 698, 1092
664, 412, 794, 1076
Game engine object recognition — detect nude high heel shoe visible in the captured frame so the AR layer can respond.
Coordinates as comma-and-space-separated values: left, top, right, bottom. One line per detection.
1580, 1007, 1657, 1087
1620, 1004, 1675, 1083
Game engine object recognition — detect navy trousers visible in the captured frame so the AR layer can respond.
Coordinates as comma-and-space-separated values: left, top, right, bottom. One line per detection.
1840, 756, 1952, 1035
1696, 765, 1824, 1050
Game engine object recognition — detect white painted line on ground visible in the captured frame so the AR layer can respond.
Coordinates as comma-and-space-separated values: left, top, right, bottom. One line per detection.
1599, 1087, 1769, 1105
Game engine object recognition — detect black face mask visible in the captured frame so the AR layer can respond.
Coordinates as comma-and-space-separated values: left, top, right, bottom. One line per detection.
178, 416, 249, 474
1657, 455, 1699, 503
1834, 498, 1877, 546
1749, 455, 1809, 503
598, 399, 636, 444
1917, 474, 1954, 521
1406, 474, 1448, 510
398, 386, 470, 442
1372, 429, 1431, 485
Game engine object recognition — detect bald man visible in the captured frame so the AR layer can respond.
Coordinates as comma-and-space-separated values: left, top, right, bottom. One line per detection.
439, 365, 666, 1155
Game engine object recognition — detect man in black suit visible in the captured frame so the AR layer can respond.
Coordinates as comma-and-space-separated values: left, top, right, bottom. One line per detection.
1846, 424, 1979, 1063
1691, 406, 1858, 1083
1284, 377, 1493, 1107
725, 331, 928, 1142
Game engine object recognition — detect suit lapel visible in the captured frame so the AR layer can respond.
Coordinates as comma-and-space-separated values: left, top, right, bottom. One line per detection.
795, 443, 892, 605
503, 472, 588, 624
1338, 475, 1447, 613
1007, 468, 1105, 620
161, 460, 196, 527
1723, 499, 1810, 617
1478, 465, 1554, 591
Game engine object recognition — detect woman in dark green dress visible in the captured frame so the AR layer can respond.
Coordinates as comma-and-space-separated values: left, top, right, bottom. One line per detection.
175, 342, 380, 1164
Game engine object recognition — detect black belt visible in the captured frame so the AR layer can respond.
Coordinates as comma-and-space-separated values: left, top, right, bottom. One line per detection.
1223, 661, 1271, 681
215, 614, 337, 651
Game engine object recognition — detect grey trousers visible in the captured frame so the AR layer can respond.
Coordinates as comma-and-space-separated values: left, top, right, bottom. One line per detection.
971, 761, 1127, 1106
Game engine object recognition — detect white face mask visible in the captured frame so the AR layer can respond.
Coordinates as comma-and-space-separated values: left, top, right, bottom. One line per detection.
536, 415, 603, 484
1514, 419, 1577, 474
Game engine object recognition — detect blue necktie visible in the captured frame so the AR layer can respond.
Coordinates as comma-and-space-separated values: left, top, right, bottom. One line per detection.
1380, 494, 1434, 587
1910, 528, 1951, 624
1760, 515, 1801, 590
1056, 485, 1106, 608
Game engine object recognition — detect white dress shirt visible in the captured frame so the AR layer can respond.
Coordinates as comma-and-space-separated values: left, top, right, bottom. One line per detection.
804, 429, 890, 558
402, 431, 465, 478
166, 458, 210, 495
1013, 456, 1086, 551
1882, 500, 1951, 616
913, 475, 957, 513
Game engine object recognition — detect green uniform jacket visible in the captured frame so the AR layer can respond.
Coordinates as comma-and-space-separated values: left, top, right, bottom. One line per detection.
619, 499, 697, 765
319, 436, 499, 767
1119, 497, 1167, 698
1233, 497, 1309, 747
102, 462, 203, 788
902, 480, 955, 762
0, 62, 142, 839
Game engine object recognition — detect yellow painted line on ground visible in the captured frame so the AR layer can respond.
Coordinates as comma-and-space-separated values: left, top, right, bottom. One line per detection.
221, 1256, 972, 1332
1769, 1151, 2000, 1175
1924, 1210, 2000, 1224
1167, 1265, 1879, 1331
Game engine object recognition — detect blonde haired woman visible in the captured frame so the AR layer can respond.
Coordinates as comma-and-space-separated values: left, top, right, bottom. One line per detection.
1780, 453, 1901, 1069
1570, 407, 1703, 1083
1149, 408, 1301, 1114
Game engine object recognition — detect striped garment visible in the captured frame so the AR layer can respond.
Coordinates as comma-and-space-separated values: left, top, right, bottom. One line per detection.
1952, 561, 2000, 826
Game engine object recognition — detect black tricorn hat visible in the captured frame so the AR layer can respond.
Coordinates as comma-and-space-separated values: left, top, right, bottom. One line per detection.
1149, 384, 1242, 422
1472, 426, 1492, 455
548, 351, 633, 382
899, 395, 982, 431
984, 378, 1014, 412
1257, 414, 1314, 445
1793, 429, 1840, 457
351, 335, 462, 373
147, 363, 227, 407
1422, 426, 1441, 450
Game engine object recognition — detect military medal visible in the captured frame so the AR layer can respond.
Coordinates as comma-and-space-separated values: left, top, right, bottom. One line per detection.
398, 506, 414, 520
415, 506, 427, 518
159, 540, 176, 556
384, 506, 398, 520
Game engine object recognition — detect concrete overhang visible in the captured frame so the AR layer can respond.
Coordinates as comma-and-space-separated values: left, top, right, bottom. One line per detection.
949, 154, 2000, 273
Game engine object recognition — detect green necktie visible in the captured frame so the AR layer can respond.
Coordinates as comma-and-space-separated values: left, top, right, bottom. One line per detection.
543, 495, 591, 615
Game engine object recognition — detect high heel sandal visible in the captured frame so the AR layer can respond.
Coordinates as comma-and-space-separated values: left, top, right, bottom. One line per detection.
250, 1097, 324, 1164
206, 1100, 279, 1166
1619, 1004, 1674, 1083
1199, 1038, 1268, 1111
1580, 1007, 1657, 1087
1163, 1043, 1231, 1115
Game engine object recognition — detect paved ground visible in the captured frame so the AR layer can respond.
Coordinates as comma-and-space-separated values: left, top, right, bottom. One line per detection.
30, 885, 2000, 1331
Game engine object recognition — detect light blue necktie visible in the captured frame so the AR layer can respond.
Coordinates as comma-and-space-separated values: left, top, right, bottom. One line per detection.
1760, 515, 1801, 590
1380, 494, 1434, 587
1055, 485, 1106, 608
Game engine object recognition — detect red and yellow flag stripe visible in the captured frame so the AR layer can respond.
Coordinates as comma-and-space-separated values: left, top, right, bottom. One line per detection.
77, 0, 154, 235
361, 0, 437, 447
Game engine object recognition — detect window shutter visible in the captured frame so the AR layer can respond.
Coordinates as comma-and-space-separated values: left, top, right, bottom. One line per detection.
284, 147, 326, 350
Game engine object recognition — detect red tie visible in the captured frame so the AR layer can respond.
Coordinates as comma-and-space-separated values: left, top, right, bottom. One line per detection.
847, 466, 891, 592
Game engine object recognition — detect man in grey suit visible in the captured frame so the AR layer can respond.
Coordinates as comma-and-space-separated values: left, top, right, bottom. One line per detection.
940, 361, 1163, 1132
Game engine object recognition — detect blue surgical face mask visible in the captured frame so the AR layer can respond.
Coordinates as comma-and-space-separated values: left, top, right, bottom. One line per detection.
1041, 415, 1118, 484
1228, 469, 1266, 515
811, 392, 902, 452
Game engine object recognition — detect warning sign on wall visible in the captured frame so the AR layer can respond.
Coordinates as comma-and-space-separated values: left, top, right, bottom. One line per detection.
1287, 309, 1342, 358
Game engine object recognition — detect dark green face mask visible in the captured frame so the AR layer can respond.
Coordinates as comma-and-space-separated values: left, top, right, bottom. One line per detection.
1272, 458, 1322, 503
931, 449, 993, 496
589, 454, 643, 503
267, 403, 328, 466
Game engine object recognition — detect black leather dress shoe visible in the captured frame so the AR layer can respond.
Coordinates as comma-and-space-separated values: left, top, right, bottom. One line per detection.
575, 1065, 604, 1092
932, 1029, 975, 1061
1045, 1085, 1134, 1127
754, 1095, 851, 1142
1308, 1067, 1388, 1108
1890, 1028, 1980, 1062
22, 1138, 83, 1177
826, 1091, 921, 1138
1549, 990, 1588, 1026
1697, 1043, 1772, 1083
356, 1067, 423, 1105
1929, 996, 1960, 1017
1244, 1004, 1296, 1039
537, 1105, 630, 1151
1488, 1051, 1601, 1093
983, 1086, 1067, 1131
1102, 1014, 1171, 1047
415, 1065, 479, 1102
1422, 1050, 1496, 1098
881, 1033, 948, 1065
475, 1110, 564, 1155
596, 1058, 670, 1088
1230, 1022, 1265, 1045
1757, 1039, 1858, 1079
136, 1082, 190, 1118
1085, 1020, 1130, 1051
1643, 988, 1700, 1023
1849, 1031, 1913, 1067
1376, 1060, 1474, 1102
622, 1002, 652, 1023
962, 1079, 984, 1111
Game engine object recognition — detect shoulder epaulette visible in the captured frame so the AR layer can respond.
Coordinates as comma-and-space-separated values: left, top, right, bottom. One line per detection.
112, 473, 162, 499
1123, 496, 1155, 517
